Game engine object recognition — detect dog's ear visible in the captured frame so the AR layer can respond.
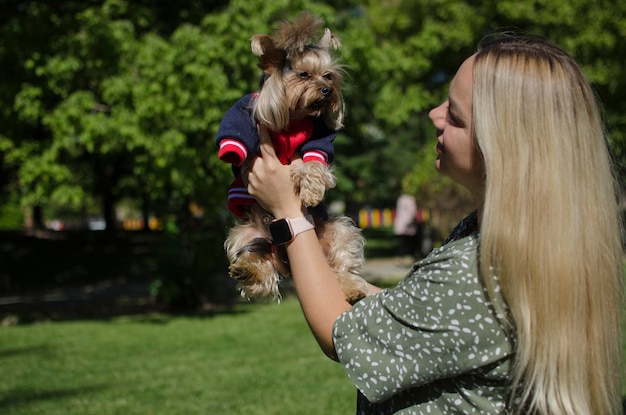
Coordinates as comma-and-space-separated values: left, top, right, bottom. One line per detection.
251, 34, 285, 75
318, 28, 341, 50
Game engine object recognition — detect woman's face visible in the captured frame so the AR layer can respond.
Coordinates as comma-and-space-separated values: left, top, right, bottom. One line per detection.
428, 55, 484, 195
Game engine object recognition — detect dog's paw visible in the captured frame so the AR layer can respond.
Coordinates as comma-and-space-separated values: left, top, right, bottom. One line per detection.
292, 162, 336, 207
228, 257, 283, 302
345, 288, 368, 305
229, 263, 254, 282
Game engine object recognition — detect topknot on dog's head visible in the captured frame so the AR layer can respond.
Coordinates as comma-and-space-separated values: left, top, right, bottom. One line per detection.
250, 11, 341, 75
273, 12, 341, 59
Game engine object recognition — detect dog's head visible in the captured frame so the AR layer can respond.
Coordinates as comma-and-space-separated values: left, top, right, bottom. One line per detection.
250, 12, 345, 132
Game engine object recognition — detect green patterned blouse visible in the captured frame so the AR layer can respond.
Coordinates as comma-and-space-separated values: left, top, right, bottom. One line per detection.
333, 225, 514, 414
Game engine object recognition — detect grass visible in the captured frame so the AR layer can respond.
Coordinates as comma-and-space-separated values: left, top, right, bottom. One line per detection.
0, 228, 389, 414
0, 299, 356, 415
0, 231, 624, 414
2, 295, 623, 415
0, 228, 395, 415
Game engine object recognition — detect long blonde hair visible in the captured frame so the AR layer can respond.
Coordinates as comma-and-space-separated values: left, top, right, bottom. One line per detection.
473, 36, 623, 414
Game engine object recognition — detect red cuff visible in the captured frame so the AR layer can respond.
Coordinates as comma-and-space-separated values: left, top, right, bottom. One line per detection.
302, 150, 328, 165
227, 175, 257, 218
218, 139, 248, 166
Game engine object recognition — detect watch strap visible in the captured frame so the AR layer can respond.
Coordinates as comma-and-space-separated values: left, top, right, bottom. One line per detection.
288, 215, 315, 238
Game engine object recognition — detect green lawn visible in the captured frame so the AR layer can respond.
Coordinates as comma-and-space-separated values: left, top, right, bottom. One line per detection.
0, 300, 356, 415
1, 244, 624, 414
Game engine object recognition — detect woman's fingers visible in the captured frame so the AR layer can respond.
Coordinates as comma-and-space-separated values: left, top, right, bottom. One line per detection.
250, 125, 278, 177
258, 125, 277, 159
240, 159, 252, 186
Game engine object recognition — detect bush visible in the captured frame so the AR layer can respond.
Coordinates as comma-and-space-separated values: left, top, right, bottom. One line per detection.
0, 203, 23, 230
151, 215, 236, 310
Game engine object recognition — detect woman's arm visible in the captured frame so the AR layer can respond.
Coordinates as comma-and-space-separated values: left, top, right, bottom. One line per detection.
246, 126, 361, 360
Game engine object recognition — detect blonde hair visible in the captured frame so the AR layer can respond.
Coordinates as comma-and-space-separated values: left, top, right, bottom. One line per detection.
473, 36, 623, 414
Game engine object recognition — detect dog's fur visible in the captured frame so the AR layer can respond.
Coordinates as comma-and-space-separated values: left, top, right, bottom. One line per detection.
222, 12, 368, 304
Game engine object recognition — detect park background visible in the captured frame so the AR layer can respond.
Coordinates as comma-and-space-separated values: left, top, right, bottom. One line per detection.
0, 0, 624, 413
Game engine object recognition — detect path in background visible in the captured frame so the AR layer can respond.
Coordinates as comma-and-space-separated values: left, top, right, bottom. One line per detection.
362, 258, 411, 281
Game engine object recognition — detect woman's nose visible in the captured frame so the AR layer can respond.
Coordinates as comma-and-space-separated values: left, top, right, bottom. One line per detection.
428, 101, 447, 128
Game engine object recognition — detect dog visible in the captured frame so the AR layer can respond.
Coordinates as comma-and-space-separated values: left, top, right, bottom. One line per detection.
216, 12, 368, 304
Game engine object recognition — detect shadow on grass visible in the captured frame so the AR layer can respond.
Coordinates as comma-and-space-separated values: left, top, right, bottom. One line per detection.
0, 344, 55, 359
0, 227, 402, 325
0, 229, 160, 293
0, 229, 245, 325
0, 385, 108, 412
0, 299, 252, 325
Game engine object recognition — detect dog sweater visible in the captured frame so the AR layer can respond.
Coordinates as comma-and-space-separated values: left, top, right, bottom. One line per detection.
216, 93, 336, 218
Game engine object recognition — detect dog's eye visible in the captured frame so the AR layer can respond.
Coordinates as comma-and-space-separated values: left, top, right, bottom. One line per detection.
298, 72, 310, 79
323, 73, 332, 80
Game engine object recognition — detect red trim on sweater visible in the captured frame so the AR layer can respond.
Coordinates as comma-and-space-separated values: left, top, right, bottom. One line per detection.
218, 139, 248, 166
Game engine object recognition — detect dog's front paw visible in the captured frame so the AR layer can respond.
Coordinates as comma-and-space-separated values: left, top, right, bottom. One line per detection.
292, 162, 336, 207
228, 258, 283, 302
345, 288, 368, 305
229, 263, 254, 282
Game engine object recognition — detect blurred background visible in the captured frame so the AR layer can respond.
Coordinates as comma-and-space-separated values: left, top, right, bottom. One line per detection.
1, 0, 624, 311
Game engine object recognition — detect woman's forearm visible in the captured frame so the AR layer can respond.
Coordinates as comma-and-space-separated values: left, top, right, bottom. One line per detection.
283, 228, 353, 360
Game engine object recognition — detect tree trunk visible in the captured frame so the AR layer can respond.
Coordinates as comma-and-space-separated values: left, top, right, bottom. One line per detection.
32, 205, 44, 230
103, 188, 116, 232
141, 192, 150, 231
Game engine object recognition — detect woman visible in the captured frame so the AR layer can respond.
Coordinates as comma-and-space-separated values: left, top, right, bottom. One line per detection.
245, 35, 623, 414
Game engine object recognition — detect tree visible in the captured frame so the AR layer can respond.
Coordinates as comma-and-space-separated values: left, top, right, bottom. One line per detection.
332, 0, 625, 214
487, 0, 626, 183
325, 0, 485, 214
1, 0, 624, 306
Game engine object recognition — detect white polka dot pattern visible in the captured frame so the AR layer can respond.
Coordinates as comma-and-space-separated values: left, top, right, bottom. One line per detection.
333, 234, 513, 414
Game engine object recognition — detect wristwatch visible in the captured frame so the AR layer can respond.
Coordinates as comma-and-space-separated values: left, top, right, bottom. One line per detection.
269, 215, 315, 245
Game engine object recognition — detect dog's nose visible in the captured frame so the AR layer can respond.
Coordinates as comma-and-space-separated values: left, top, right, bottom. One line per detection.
321, 87, 332, 97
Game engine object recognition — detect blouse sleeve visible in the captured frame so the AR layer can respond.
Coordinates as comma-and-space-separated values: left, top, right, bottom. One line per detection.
332, 235, 512, 403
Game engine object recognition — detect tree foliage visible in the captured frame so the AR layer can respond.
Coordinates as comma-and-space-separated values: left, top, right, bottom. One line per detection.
1, 0, 624, 306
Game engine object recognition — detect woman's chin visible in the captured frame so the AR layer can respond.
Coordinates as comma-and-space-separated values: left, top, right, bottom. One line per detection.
434, 158, 444, 173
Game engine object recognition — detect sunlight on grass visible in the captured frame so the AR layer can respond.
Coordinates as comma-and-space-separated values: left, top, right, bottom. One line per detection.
0, 300, 355, 415
1, 261, 625, 413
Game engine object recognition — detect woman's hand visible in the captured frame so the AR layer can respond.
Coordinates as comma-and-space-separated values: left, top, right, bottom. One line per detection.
246, 125, 306, 219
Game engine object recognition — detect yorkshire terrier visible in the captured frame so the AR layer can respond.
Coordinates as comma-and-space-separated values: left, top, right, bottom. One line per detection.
215, 12, 368, 304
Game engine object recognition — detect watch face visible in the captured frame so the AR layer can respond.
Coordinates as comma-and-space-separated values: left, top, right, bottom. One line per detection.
270, 219, 292, 245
